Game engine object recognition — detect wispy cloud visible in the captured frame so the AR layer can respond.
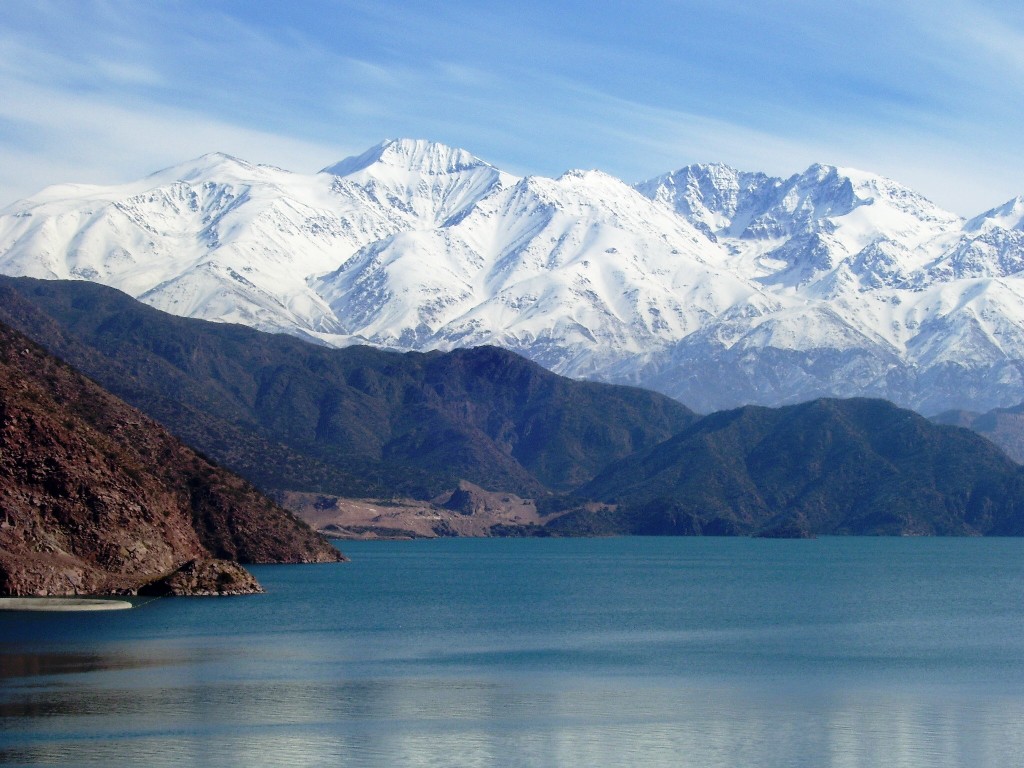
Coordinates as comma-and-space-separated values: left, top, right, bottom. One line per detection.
0, 76, 348, 204
0, 0, 1022, 214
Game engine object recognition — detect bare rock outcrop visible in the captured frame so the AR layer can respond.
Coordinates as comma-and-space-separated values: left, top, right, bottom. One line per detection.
138, 559, 264, 596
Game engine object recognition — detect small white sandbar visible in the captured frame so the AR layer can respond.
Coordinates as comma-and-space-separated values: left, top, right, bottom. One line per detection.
0, 598, 133, 612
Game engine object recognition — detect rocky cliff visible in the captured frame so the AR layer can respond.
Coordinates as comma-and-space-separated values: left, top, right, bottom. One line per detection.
0, 320, 342, 597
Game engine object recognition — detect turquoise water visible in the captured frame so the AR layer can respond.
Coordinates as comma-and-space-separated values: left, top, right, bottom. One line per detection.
3, 537, 1024, 767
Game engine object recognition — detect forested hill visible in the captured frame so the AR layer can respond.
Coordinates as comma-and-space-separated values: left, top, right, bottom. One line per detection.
560, 398, 1024, 537
0, 276, 696, 499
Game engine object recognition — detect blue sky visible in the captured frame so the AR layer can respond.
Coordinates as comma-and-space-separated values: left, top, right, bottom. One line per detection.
1, 0, 1022, 214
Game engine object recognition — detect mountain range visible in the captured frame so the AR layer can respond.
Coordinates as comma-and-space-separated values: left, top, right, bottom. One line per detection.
0, 276, 694, 500
2, 139, 1024, 413
3, 276, 1023, 539
933, 402, 1024, 464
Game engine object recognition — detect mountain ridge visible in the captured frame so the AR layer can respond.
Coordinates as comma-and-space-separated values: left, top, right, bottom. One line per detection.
0, 276, 696, 501
557, 397, 1024, 537
5, 276, 1024, 540
3, 139, 1024, 412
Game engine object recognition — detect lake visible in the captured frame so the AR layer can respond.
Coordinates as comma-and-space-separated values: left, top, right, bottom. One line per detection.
3, 537, 1024, 767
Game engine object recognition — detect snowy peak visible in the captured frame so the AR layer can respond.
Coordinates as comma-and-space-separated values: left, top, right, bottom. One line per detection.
639, 161, 959, 243
833, 166, 961, 227
313, 153, 754, 359
635, 163, 775, 237
772, 164, 862, 222
637, 162, 875, 240
320, 138, 515, 227
638, 159, 965, 295
473, 167, 714, 262
147, 152, 284, 187
157, 151, 254, 175
544, 168, 676, 214
966, 196, 1024, 233
917, 197, 1024, 284
555, 168, 624, 184
740, 164, 891, 241
7, 153, 271, 210
321, 138, 493, 178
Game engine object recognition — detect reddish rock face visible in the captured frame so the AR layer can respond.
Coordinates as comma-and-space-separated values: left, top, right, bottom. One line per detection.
0, 322, 342, 597
138, 559, 265, 597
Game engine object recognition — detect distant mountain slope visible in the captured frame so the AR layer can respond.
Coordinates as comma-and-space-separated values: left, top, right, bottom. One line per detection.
0, 319, 342, 597
566, 398, 1024, 537
0, 277, 695, 499
932, 403, 1024, 463
4, 139, 1024, 412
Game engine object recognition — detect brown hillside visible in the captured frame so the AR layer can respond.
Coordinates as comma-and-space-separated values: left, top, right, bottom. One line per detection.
0, 320, 342, 597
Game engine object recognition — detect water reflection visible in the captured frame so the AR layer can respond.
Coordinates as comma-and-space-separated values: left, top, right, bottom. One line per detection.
0, 651, 171, 680
3, 659, 1024, 768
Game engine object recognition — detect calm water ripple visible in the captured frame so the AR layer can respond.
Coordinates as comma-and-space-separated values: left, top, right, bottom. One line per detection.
2, 537, 1024, 766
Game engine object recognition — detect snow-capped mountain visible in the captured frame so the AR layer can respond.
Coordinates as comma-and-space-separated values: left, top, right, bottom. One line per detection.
0, 140, 509, 340
320, 138, 515, 227
314, 168, 772, 375
2, 137, 1024, 413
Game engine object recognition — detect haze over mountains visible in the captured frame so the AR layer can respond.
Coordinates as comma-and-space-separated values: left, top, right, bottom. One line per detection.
2, 138, 1024, 413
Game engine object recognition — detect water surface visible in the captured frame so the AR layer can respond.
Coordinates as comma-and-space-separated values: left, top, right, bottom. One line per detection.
2, 537, 1024, 766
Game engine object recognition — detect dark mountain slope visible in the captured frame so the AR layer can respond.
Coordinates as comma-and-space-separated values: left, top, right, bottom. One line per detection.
568, 398, 1024, 536
0, 277, 696, 499
0, 320, 342, 597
